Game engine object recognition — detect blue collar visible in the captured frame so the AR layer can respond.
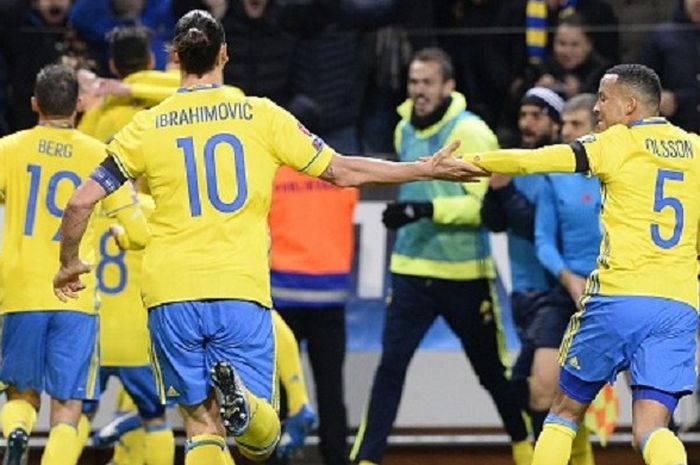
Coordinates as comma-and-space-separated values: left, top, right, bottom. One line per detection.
177, 83, 222, 93
630, 117, 668, 127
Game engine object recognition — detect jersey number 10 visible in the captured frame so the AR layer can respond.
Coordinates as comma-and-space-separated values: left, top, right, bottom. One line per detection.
177, 134, 248, 217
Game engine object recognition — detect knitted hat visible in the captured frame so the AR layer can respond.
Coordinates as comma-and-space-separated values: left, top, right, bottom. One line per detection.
521, 87, 565, 123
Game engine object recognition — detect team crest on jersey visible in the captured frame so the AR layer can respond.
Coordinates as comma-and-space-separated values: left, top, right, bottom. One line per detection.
576, 134, 596, 144
311, 136, 324, 151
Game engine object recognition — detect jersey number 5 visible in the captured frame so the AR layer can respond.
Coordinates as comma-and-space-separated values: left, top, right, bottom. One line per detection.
177, 134, 248, 217
24, 164, 81, 240
651, 168, 684, 249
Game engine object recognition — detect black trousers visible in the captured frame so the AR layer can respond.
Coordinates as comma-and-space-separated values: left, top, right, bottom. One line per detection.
353, 274, 528, 463
277, 306, 349, 465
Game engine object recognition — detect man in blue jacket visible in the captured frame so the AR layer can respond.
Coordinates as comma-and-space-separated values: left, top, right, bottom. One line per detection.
480, 86, 563, 439
532, 93, 601, 465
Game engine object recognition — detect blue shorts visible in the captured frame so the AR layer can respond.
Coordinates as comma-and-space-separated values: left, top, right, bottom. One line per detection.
559, 295, 697, 398
148, 300, 275, 406
0, 311, 99, 400
82, 365, 165, 419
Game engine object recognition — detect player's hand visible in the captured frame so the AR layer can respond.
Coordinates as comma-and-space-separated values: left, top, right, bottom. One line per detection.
109, 224, 127, 250
382, 202, 433, 230
53, 260, 92, 303
426, 140, 489, 182
559, 269, 587, 309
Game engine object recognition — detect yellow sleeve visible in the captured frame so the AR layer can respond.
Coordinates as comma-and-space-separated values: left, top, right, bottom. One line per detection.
129, 83, 177, 103
106, 110, 148, 178
78, 107, 103, 138
265, 98, 334, 177
574, 126, 626, 182
101, 183, 150, 250
467, 144, 577, 175
112, 204, 150, 250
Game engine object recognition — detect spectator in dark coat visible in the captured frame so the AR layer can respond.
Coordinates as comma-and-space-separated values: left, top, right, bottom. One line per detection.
638, 0, 700, 133
220, 0, 298, 107
490, 0, 619, 145
0, 0, 91, 131
436, 0, 506, 128
69, 0, 174, 73
533, 14, 610, 99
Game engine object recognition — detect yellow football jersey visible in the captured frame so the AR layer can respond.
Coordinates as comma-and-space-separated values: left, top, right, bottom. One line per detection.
469, 118, 700, 308
96, 192, 154, 366
580, 119, 700, 308
107, 86, 335, 309
0, 126, 135, 313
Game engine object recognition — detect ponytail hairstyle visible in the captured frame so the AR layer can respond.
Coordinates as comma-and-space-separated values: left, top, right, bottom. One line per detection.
172, 9, 225, 76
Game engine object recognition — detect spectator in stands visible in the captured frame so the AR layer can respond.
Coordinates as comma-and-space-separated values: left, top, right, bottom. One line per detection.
607, 0, 676, 61
637, 0, 700, 133
534, 14, 610, 99
491, 0, 619, 145
350, 0, 436, 154
220, 0, 297, 106
0, 0, 23, 135
290, 0, 363, 153
351, 47, 533, 465
0, 0, 91, 132
268, 167, 358, 465
173, 0, 228, 20
435, 0, 505, 128
69, 0, 174, 73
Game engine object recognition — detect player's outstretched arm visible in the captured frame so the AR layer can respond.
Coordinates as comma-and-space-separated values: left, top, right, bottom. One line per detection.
54, 178, 109, 302
469, 144, 583, 175
319, 141, 488, 187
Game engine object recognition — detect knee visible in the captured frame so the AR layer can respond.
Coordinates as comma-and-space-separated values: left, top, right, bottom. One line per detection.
529, 376, 557, 411
548, 391, 587, 424
7, 388, 40, 410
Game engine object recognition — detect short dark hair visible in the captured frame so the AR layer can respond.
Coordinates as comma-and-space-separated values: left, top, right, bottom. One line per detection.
412, 47, 454, 82
558, 13, 591, 39
605, 63, 661, 113
172, 10, 225, 77
34, 64, 79, 117
109, 26, 152, 78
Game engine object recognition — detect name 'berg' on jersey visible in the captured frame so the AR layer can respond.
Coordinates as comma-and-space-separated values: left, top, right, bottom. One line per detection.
106, 85, 335, 309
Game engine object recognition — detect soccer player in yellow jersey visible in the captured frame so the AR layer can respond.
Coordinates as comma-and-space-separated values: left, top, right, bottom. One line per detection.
80, 190, 175, 465
76, 27, 176, 465
52, 10, 481, 465
463, 64, 700, 465
0, 64, 147, 465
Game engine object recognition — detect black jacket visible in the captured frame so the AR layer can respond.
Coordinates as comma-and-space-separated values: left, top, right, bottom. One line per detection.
637, 1, 700, 133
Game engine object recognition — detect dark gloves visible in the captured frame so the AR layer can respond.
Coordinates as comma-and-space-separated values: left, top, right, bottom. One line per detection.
382, 202, 433, 229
